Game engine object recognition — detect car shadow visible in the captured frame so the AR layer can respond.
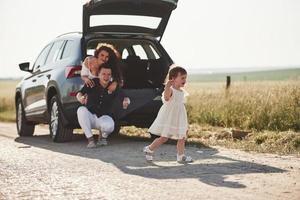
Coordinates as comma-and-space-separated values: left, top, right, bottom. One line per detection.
15, 133, 286, 189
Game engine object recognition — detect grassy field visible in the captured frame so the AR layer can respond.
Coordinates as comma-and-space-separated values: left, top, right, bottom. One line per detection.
0, 78, 299, 155
186, 81, 300, 132
0, 80, 18, 122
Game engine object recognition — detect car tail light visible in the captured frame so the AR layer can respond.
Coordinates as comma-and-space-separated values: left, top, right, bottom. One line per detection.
65, 65, 82, 79
69, 91, 78, 97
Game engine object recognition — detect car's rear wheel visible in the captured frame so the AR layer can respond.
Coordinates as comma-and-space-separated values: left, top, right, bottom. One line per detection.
16, 98, 35, 136
49, 96, 73, 142
112, 122, 121, 135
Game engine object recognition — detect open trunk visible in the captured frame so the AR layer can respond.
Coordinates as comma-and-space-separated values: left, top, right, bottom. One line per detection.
83, 0, 178, 40
81, 0, 178, 127
85, 38, 172, 127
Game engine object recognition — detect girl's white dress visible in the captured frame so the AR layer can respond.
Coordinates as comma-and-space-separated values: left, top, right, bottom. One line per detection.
148, 87, 188, 139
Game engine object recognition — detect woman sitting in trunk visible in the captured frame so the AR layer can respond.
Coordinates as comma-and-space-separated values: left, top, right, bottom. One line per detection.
81, 43, 123, 91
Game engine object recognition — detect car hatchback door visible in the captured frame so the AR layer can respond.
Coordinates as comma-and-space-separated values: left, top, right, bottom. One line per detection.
82, 0, 178, 40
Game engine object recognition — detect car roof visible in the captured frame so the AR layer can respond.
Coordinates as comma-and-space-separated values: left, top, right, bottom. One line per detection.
55, 32, 82, 40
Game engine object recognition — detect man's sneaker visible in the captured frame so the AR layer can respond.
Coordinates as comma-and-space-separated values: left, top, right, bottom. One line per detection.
143, 146, 154, 161
98, 138, 108, 146
177, 154, 193, 164
87, 140, 96, 148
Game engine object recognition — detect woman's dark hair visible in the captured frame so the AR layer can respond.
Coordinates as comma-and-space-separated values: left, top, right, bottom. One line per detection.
99, 63, 113, 72
168, 66, 187, 80
94, 43, 123, 85
94, 46, 117, 64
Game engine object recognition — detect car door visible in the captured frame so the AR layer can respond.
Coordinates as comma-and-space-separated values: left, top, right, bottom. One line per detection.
23, 43, 52, 117
24, 41, 65, 118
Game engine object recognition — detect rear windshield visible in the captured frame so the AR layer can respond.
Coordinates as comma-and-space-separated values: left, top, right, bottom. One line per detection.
90, 15, 161, 30
86, 39, 161, 60
85, 39, 168, 89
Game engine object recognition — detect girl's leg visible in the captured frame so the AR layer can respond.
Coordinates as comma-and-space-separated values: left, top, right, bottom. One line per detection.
176, 138, 185, 156
144, 136, 169, 161
176, 136, 193, 163
148, 136, 169, 151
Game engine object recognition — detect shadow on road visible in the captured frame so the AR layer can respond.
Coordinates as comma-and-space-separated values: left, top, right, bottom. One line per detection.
15, 133, 286, 188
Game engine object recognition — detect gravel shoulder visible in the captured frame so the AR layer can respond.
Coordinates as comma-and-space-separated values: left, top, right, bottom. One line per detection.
0, 122, 299, 200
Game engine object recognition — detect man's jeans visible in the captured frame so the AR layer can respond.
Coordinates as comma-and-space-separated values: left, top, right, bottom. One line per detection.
77, 106, 114, 138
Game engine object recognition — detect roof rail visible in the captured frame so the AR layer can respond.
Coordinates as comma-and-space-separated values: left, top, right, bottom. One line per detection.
56, 32, 82, 38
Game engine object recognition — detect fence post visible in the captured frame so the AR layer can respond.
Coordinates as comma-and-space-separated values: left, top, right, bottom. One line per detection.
226, 76, 231, 89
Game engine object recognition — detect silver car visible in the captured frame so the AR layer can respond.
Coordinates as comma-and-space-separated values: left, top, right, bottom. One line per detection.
15, 0, 177, 142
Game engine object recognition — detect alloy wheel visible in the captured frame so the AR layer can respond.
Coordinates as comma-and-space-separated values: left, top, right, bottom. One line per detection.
50, 101, 59, 138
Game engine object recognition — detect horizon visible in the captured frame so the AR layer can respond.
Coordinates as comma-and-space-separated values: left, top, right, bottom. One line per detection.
2, 66, 300, 80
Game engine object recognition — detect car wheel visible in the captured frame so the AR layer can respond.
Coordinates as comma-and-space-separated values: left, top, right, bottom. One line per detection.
109, 121, 121, 138
112, 123, 121, 135
16, 98, 35, 136
49, 95, 73, 142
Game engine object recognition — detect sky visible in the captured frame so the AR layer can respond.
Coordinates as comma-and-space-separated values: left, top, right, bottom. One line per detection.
0, 0, 300, 78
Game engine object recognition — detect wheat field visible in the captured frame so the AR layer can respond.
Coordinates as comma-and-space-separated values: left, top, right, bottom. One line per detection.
185, 81, 300, 132
0, 79, 299, 154
1, 80, 300, 131
0, 80, 18, 121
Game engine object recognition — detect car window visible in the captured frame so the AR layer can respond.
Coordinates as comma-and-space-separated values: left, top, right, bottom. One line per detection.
86, 49, 95, 56
122, 48, 129, 59
90, 15, 161, 29
61, 40, 75, 59
33, 44, 52, 71
45, 41, 64, 64
85, 39, 163, 61
132, 45, 147, 59
149, 44, 161, 59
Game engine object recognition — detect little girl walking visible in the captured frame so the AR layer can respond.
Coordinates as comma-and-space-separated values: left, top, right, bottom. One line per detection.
143, 66, 193, 163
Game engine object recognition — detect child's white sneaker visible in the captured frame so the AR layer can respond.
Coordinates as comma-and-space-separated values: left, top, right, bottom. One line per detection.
177, 154, 193, 163
143, 146, 154, 161
87, 140, 97, 148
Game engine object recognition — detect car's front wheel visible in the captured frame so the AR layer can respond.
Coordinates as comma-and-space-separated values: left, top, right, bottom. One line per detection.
16, 98, 35, 136
49, 96, 73, 142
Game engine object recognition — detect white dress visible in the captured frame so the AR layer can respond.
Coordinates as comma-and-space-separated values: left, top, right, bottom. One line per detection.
148, 87, 188, 139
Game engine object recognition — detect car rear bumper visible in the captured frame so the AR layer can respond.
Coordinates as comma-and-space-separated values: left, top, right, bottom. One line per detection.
62, 100, 162, 129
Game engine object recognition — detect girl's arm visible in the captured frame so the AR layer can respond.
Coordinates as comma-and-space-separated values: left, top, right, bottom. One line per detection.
83, 56, 91, 69
81, 57, 95, 87
163, 79, 174, 101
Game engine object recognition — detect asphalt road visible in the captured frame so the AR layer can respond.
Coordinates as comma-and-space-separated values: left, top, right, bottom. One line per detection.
0, 122, 299, 200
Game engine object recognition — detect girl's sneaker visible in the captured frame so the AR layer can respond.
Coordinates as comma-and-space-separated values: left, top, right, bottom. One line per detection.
177, 154, 193, 163
143, 146, 154, 161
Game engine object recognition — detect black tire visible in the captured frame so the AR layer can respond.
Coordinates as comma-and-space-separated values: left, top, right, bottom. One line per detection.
112, 122, 121, 135
16, 98, 35, 136
108, 120, 121, 138
49, 95, 73, 142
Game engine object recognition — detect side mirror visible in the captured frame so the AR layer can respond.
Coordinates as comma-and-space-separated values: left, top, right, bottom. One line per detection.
19, 62, 32, 72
